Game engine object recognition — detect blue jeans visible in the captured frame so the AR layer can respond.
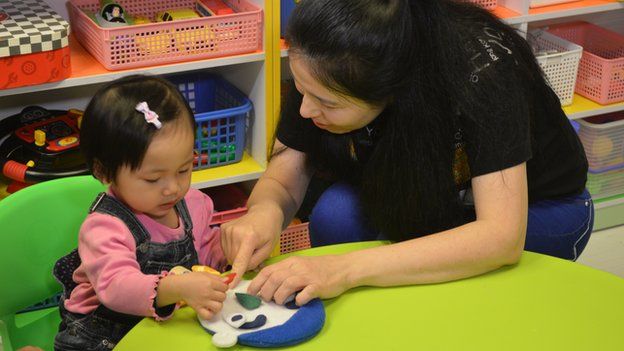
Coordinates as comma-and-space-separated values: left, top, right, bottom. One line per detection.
308, 183, 594, 261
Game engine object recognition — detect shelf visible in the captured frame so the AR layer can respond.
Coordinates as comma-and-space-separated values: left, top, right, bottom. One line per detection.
191, 152, 265, 189
492, 6, 523, 20
564, 94, 624, 119
0, 36, 265, 98
505, 0, 624, 24
594, 193, 624, 230
595, 193, 624, 209
280, 39, 288, 57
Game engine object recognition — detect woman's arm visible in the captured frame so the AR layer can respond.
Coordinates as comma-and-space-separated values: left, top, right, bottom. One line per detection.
248, 163, 527, 305
246, 139, 313, 230
346, 162, 527, 286
221, 139, 314, 282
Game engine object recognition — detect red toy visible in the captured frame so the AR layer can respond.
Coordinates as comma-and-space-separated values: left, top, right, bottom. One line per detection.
196, 0, 235, 16
0, 0, 71, 90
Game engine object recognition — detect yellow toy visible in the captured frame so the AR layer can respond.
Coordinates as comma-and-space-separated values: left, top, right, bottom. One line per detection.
192, 265, 221, 275
156, 8, 200, 22
132, 16, 151, 25
169, 265, 235, 306
590, 135, 614, 159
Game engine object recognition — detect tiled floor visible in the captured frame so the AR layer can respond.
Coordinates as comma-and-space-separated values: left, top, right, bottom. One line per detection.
577, 225, 624, 278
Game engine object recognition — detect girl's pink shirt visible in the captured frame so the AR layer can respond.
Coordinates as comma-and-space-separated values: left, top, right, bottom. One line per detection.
63, 188, 227, 320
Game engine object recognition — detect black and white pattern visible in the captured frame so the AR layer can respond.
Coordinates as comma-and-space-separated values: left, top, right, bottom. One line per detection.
0, 0, 69, 58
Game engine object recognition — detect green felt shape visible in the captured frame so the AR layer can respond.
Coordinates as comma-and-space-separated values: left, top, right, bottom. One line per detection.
235, 293, 262, 310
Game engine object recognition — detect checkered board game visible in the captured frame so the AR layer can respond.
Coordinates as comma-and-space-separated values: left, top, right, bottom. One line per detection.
0, 0, 69, 58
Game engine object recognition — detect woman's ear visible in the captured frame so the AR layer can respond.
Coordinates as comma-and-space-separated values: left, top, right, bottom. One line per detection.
92, 159, 111, 185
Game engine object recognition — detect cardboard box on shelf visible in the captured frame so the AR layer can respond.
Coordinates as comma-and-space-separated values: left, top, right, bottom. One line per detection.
0, 0, 71, 90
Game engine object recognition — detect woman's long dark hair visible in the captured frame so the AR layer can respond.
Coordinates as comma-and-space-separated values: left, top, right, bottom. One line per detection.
284, 0, 546, 241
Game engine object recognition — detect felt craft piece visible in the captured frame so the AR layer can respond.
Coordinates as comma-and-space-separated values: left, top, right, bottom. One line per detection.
198, 280, 325, 348
238, 314, 267, 329
285, 299, 299, 310
236, 293, 262, 310
224, 313, 247, 328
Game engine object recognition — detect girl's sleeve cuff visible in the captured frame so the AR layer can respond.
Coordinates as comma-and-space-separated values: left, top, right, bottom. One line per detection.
150, 271, 179, 321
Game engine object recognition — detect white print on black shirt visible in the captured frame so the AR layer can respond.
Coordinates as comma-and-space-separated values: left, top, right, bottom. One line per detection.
469, 26, 514, 83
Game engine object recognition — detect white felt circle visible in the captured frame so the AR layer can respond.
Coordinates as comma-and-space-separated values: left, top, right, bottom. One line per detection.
211, 331, 237, 348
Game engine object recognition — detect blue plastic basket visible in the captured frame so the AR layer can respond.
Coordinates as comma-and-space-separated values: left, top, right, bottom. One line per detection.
167, 73, 252, 170
281, 0, 299, 37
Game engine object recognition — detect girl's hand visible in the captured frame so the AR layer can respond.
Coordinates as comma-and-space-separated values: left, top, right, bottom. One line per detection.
220, 207, 283, 285
177, 272, 228, 320
247, 255, 351, 306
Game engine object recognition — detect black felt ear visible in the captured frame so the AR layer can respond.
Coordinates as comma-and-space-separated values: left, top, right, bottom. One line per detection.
283, 290, 303, 309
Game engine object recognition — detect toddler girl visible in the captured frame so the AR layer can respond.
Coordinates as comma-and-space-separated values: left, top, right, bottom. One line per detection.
54, 75, 228, 350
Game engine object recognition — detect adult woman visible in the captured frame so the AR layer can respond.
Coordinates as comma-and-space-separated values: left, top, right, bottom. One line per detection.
221, 0, 592, 305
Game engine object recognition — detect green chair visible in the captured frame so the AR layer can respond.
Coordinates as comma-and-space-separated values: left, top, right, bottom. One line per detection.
0, 176, 104, 351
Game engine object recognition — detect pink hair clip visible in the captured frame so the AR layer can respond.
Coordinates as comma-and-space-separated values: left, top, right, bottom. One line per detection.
135, 101, 162, 129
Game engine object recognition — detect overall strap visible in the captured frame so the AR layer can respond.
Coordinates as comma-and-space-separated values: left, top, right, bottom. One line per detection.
89, 192, 151, 245
174, 198, 194, 240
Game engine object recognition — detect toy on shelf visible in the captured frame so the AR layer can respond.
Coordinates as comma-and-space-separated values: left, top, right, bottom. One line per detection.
132, 15, 151, 25
68, 0, 263, 71
0, 106, 89, 195
96, 0, 131, 26
166, 73, 250, 171
196, 0, 235, 16
0, 0, 71, 90
155, 8, 200, 22
84, 1, 153, 27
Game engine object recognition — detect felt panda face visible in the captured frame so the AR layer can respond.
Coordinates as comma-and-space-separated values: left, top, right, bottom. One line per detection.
198, 280, 325, 348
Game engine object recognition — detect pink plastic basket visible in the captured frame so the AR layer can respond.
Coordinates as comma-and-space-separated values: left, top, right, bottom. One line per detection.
548, 22, 624, 105
68, 0, 263, 70
466, 0, 498, 10
210, 207, 311, 255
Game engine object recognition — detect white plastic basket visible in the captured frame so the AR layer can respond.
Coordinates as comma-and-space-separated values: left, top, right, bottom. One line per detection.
577, 112, 624, 172
529, 29, 583, 106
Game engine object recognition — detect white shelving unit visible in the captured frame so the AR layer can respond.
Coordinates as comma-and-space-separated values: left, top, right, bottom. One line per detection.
491, 0, 624, 230
0, 0, 271, 190
503, 0, 623, 25
0, 53, 265, 98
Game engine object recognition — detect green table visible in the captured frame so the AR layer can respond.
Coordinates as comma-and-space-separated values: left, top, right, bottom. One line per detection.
115, 241, 624, 350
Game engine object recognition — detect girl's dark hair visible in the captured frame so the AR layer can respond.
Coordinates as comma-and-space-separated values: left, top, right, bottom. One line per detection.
81, 75, 195, 181
284, 0, 546, 240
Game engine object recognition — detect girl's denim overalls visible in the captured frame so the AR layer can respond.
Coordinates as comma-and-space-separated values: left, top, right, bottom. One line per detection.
53, 193, 199, 350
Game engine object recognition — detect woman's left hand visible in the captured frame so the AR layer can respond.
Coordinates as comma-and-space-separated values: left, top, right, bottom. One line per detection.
247, 254, 351, 306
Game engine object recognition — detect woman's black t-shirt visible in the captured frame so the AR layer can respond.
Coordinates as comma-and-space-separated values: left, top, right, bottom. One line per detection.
276, 26, 588, 204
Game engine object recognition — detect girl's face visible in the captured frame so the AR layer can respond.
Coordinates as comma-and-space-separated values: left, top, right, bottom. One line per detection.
110, 118, 194, 226
289, 54, 385, 134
